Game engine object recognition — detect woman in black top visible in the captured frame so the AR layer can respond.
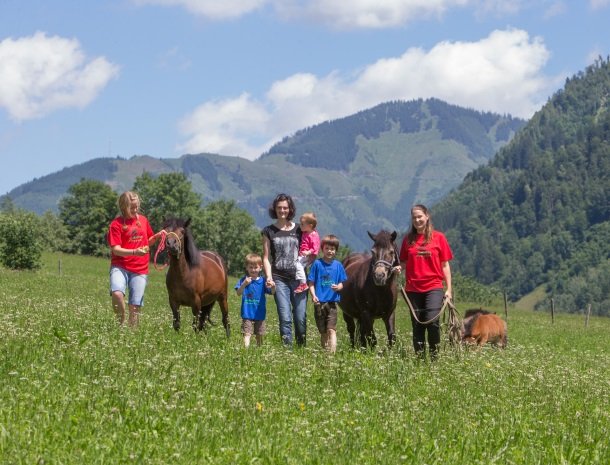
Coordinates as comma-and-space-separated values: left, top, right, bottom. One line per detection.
262, 193, 307, 346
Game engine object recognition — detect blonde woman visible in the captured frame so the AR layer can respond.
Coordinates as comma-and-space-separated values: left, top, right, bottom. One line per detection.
107, 191, 164, 327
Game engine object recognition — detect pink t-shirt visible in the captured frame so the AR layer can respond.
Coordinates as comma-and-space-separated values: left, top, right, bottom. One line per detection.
300, 230, 320, 257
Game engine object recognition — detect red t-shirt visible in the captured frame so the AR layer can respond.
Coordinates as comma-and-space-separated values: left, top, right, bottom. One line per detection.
399, 231, 453, 293
108, 215, 154, 275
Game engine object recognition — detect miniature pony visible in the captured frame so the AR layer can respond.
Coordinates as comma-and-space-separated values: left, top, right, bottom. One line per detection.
461, 309, 507, 348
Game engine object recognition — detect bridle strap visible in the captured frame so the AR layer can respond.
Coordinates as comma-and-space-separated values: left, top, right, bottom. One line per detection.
165, 231, 182, 256
373, 259, 395, 269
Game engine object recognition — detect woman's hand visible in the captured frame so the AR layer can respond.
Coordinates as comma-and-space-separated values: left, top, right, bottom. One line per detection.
131, 246, 149, 256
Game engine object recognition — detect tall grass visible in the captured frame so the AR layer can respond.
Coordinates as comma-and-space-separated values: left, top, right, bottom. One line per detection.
1, 253, 608, 464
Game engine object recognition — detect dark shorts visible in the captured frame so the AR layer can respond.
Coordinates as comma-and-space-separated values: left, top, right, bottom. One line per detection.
314, 302, 338, 333
241, 319, 266, 336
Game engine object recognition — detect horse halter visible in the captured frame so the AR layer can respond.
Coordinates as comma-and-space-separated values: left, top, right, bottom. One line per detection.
372, 245, 399, 271
164, 230, 183, 257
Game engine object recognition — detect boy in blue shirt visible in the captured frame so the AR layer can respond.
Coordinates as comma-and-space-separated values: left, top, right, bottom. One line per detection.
235, 253, 275, 347
307, 235, 347, 353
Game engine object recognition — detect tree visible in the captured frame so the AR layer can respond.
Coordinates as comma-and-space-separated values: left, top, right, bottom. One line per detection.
193, 200, 261, 275
38, 210, 70, 252
0, 210, 43, 270
59, 179, 117, 257
133, 172, 202, 232
0, 196, 16, 213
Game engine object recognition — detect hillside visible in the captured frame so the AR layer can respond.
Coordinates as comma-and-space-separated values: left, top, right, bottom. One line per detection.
434, 57, 610, 315
5, 98, 524, 251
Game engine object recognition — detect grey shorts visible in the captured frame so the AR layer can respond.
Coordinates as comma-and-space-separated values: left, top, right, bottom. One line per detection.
241, 319, 266, 336
314, 302, 338, 333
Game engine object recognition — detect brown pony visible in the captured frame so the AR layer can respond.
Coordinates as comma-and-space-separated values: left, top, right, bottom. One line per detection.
461, 309, 507, 348
338, 230, 399, 348
162, 218, 230, 336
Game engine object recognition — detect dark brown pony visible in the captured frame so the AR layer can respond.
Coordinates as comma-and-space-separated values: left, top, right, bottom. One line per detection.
461, 309, 507, 348
338, 230, 400, 348
162, 218, 230, 337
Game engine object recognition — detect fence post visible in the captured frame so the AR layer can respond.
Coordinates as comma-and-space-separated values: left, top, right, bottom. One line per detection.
503, 291, 508, 323
58, 258, 62, 276
585, 303, 592, 328
551, 298, 555, 324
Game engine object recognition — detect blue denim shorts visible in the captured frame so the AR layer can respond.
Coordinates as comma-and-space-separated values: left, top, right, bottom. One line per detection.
109, 266, 148, 306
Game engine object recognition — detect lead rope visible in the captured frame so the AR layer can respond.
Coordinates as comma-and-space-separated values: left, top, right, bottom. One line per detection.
154, 230, 168, 271
445, 297, 463, 347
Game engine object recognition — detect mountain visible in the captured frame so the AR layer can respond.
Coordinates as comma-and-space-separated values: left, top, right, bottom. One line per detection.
433, 58, 610, 314
5, 98, 524, 251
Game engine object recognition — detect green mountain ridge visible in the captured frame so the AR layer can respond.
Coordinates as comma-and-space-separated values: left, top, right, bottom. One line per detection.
434, 57, 610, 314
6, 98, 524, 251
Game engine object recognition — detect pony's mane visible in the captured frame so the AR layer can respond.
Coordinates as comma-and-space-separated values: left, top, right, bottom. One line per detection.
163, 217, 201, 268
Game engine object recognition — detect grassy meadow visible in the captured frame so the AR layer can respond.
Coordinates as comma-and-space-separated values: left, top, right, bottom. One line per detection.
1, 252, 609, 464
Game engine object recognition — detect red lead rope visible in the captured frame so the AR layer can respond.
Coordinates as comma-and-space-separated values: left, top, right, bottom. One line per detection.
153, 230, 168, 271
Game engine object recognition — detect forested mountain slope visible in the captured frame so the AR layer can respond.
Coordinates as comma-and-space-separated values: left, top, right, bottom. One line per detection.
434, 58, 610, 315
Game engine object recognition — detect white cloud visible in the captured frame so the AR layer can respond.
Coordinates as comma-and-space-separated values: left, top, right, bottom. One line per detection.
0, 32, 119, 121
134, 0, 531, 28
178, 28, 554, 160
132, 0, 270, 20
474, 0, 524, 16
177, 93, 270, 157
284, 0, 471, 29
543, 1, 567, 19
590, 0, 610, 10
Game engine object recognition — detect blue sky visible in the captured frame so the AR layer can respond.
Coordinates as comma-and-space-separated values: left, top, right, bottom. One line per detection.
1, 0, 609, 195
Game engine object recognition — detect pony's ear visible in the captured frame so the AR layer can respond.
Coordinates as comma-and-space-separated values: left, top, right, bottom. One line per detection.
367, 231, 375, 241
185, 218, 191, 228
391, 231, 397, 241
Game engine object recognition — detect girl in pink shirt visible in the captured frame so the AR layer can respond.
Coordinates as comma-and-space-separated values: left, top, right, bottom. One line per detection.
294, 212, 320, 293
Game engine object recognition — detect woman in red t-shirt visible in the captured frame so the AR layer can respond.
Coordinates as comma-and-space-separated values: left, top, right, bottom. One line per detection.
399, 204, 453, 359
107, 191, 164, 327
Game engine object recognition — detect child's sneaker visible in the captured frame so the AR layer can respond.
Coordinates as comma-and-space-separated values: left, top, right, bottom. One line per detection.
295, 283, 308, 294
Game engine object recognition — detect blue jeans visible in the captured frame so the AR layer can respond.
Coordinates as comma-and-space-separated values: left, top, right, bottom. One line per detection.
109, 266, 148, 306
273, 277, 308, 347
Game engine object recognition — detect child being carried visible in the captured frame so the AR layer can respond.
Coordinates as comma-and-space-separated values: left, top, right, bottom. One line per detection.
294, 212, 320, 294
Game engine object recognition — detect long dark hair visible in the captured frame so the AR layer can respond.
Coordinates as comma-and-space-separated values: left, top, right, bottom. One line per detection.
406, 204, 434, 245
268, 193, 296, 221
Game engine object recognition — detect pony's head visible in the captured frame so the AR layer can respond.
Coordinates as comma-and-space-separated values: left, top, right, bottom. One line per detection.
162, 217, 200, 266
367, 230, 398, 286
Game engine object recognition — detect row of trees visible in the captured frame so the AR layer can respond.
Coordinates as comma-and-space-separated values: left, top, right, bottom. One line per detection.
0, 173, 262, 275
1, 173, 502, 305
